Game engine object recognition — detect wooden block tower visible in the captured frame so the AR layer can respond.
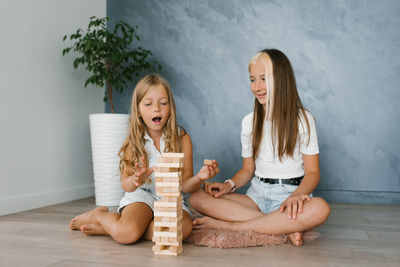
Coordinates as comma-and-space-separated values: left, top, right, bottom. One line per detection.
152, 152, 184, 255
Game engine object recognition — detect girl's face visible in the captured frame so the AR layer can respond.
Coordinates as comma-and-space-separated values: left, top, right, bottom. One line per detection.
138, 84, 171, 134
249, 62, 268, 105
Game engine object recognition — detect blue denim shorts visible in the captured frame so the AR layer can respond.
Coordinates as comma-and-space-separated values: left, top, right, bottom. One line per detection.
246, 176, 303, 214
118, 187, 192, 216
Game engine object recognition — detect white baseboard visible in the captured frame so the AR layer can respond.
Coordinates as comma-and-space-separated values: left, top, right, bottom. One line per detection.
0, 185, 94, 216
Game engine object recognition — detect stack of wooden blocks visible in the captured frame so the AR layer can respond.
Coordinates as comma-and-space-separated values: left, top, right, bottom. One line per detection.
152, 152, 184, 256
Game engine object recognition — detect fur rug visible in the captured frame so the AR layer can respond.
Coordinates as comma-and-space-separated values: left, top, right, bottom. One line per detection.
186, 206, 320, 248
186, 229, 320, 248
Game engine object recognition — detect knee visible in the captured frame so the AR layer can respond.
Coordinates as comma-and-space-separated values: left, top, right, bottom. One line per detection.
112, 224, 143, 245
309, 197, 330, 225
189, 188, 206, 210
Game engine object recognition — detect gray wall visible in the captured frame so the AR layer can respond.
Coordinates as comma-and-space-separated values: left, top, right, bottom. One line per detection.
107, 0, 400, 204
0, 0, 105, 215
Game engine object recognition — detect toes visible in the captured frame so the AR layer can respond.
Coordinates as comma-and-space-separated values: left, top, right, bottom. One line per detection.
288, 232, 303, 247
193, 216, 208, 224
193, 224, 205, 230
69, 220, 77, 230
192, 218, 202, 225
81, 224, 101, 236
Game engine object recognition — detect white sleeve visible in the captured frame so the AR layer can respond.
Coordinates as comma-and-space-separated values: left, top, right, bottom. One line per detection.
241, 114, 253, 158
300, 112, 319, 155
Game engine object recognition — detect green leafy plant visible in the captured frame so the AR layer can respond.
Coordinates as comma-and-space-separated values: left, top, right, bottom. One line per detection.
62, 16, 161, 113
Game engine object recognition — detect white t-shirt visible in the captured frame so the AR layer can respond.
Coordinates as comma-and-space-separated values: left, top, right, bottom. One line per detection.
241, 110, 319, 179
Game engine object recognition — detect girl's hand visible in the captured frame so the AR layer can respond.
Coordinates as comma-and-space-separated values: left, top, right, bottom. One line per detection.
279, 194, 311, 219
130, 157, 154, 187
197, 160, 220, 181
204, 181, 231, 198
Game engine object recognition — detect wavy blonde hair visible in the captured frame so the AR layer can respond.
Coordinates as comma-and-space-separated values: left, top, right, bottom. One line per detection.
249, 49, 310, 161
118, 74, 182, 176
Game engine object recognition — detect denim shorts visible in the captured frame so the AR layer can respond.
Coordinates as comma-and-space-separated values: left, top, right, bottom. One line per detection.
246, 176, 304, 214
118, 187, 192, 216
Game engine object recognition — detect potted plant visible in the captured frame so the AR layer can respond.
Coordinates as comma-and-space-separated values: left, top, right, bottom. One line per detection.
62, 16, 161, 206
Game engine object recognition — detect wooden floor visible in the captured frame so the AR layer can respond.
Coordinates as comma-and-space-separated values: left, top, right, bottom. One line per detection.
1, 198, 399, 267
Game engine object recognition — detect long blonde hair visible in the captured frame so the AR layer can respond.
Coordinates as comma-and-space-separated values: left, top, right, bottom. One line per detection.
118, 74, 182, 176
249, 49, 310, 161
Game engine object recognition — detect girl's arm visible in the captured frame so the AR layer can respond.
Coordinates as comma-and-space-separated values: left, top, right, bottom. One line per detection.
121, 157, 154, 192
180, 133, 219, 193
279, 153, 320, 219
205, 156, 255, 198
291, 154, 320, 195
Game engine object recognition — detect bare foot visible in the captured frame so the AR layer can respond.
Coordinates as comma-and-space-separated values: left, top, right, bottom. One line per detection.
69, 206, 108, 230
80, 223, 107, 236
192, 216, 229, 230
288, 231, 303, 247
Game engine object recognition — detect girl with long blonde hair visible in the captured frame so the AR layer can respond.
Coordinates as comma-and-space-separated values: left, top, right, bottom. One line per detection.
70, 74, 219, 244
190, 49, 330, 247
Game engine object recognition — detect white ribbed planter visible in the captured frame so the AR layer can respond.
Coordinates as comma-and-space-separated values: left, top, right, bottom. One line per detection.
89, 114, 129, 206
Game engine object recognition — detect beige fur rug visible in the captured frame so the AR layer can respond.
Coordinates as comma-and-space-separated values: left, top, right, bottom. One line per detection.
187, 206, 320, 248
186, 229, 320, 248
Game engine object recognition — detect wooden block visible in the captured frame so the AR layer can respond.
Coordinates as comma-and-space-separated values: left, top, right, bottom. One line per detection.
153, 231, 179, 238
204, 159, 213, 166
154, 210, 183, 218
155, 185, 182, 195
154, 171, 181, 178
157, 157, 183, 164
154, 201, 179, 208
168, 237, 183, 244
154, 204, 182, 211
155, 177, 182, 183
153, 244, 180, 255
153, 230, 183, 239
171, 187, 180, 193
156, 182, 180, 188
167, 245, 182, 254
154, 199, 182, 209
153, 236, 182, 244
154, 206, 181, 213
153, 236, 180, 244
172, 158, 183, 163
158, 196, 182, 203
156, 192, 181, 197
155, 216, 179, 223
154, 220, 181, 228
152, 238, 181, 246
162, 153, 184, 158
153, 206, 171, 213
152, 244, 161, 252
153, 226, 180, 233
155, 187, 182, 195
155, 167, 180, 173
155, 162, 184, 168
153, 244, 179, 256
155, 187, 180, 194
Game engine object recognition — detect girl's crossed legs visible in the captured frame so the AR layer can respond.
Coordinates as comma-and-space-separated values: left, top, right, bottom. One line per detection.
189, 188, 330, 246
70, 202, 192, 244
